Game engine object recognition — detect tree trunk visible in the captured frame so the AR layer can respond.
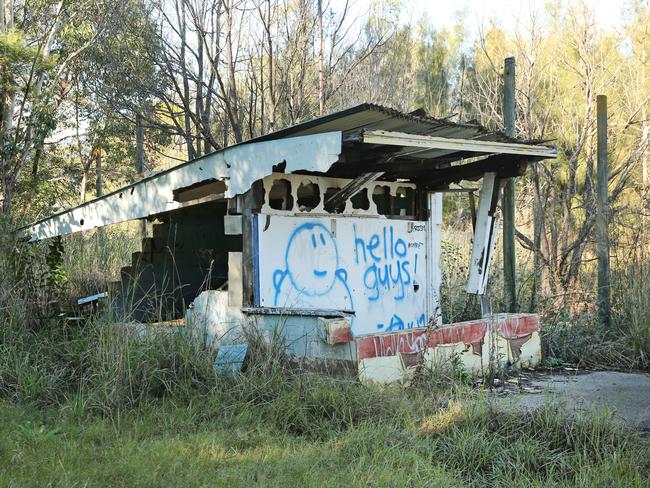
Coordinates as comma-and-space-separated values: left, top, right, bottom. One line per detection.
224, 2, 243, 143
530, 165, 543, 311
317, 0, 325, 115
195, 27, 204, 158
135, 112, 146, 238
79, 168, 88, 203
266, 0, 276, 131
179, 0, 195, 160
95, 145, 102, 197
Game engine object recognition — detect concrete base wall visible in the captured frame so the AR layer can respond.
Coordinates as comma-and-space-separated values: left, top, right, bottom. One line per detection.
186, 290, 356, 362
357, 316, 541, 384
186, 287, 542, 383
359, 315, 542, 383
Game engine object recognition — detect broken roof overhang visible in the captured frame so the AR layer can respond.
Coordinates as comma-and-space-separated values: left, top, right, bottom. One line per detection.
250, 103, 555, 183
20, 132, 342, 241
329, 128, 555, 183
19, 103, 557, 241
357, 130, 556, 159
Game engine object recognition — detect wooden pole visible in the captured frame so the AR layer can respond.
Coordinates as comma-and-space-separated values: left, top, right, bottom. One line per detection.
596, 95, 611, 325
503, 57, 517, 312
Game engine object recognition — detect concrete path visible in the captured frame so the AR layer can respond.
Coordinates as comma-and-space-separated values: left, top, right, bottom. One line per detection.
501, 370, 650, 431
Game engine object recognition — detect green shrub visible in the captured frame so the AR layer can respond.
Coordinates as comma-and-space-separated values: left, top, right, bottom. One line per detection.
541, 319, 641, 369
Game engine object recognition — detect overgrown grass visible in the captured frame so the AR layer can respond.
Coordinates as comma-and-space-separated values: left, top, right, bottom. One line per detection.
1, 220, 649, 485
62, 224, 141, 296
0, 391, 647, 486
0, 315, 212, 413
0, 310, 648, 486
542, 319, 644, 369
615, 262, 650, 367
540, 261, 650, 370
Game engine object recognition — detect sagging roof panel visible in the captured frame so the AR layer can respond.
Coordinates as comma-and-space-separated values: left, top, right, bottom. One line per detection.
249, 103, 518, 145
20, 132, 342, 241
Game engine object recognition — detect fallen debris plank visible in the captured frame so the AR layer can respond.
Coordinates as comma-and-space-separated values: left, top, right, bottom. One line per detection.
77, 292, 109, 305
323, 171, 385, 210
241, 307, 354, 317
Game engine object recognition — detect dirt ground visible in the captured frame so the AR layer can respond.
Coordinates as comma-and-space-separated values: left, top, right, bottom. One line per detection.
496, 369, 650, 433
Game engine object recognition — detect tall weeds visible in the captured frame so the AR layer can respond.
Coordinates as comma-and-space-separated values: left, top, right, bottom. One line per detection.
0, 314, 214, 413
62, 225, 140, 296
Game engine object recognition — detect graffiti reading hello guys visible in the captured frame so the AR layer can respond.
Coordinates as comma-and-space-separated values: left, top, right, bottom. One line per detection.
270, 219, 425, 334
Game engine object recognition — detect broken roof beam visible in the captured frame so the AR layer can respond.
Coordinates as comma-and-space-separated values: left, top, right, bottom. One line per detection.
20, 132, 343, 241
419, 154, 533, 189
359, 130, 557, 159
20, 157, 230, 241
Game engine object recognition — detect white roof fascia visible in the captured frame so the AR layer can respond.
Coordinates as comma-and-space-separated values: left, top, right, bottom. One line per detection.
21, 131, 343, 241
362, 130, 557, 159
224, 131, 341, 197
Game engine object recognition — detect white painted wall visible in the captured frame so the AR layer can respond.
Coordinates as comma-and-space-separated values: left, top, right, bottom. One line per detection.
254, 214, 434, 337
427, 192, 443, 326
21, 132, 342, 241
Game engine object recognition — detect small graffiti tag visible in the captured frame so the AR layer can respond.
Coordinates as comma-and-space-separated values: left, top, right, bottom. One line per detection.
376, 312, 427, 332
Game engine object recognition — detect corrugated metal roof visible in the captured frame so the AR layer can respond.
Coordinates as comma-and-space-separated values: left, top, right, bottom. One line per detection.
250, 103, 515, 145
248, 103, 533, 162
18, 103, 557, 238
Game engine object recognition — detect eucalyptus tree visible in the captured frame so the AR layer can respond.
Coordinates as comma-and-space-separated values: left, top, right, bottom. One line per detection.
0, 0, 129, 218
71, 0, 171, 202
465, 3, 649, 307
142, 0, 394, 159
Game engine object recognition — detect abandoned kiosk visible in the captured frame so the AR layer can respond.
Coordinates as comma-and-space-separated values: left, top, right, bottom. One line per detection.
22, 104, 556, 383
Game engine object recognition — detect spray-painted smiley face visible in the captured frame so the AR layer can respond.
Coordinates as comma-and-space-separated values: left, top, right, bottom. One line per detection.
285, 222, 339, 296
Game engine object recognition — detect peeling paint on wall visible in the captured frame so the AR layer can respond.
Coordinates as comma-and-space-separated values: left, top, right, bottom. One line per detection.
357, 314, 542, 384
356, 320, 489, 360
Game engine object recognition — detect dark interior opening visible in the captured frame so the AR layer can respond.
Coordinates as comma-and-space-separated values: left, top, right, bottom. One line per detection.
112, 201, 242, 323
372, 185, 392, 215
351, 188, 370, 210
324, 187, 346, 213
297, 181, 321, 211
393, 187, 415, 216
268, 179, 294, 210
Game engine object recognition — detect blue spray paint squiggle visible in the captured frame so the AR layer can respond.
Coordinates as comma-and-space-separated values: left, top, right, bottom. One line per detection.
376, 313, 427, 332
